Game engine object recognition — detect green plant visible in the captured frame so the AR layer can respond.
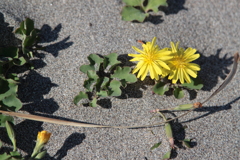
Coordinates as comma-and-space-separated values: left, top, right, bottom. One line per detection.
74, 53, 137, 107
121, 0, 168, 22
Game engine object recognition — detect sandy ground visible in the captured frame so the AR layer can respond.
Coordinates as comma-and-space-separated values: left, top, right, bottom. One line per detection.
0, 0, 239, 159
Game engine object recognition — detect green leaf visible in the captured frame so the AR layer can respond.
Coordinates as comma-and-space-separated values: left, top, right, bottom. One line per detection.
150, 142, 161, 150
0, 78, 18, 101
108, 80, 121, 96
2, 95, 22, 111
173, 104, 194, 111
0, 153, 11, 160
103, 53, 121, 69
10, 151, 23, 160
5, 121, 16, 150
35, 150, 46, 159
121, 6, 148, 22
80, 64, 95, 74
88, 54, 103, 71
14, 21, 26, 35
181, 77, 203, 90
111, 66, 137, 83
87, 70, 98, 80
74, 91, 88, 105
24, 18, 34, 36
123, 0, 144, 6
145, 0, 168, 13
0, 47, 19, 58
13, 57, 27, 66
153, 82, 169, 95
162, 150, 171, 159
83, 79, 96, 92
90, 98, 97, 107
23, 30, 37, 47
183, 139, 192, 148
0, 114, 14, 127
95, 77, 109, 92
173, 88, 184, 99
97, 90, 108, 97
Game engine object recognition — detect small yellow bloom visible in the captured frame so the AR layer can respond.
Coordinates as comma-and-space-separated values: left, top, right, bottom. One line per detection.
168, 42, 200, 84
37, 130, 51, 144
128, 37, 172, 81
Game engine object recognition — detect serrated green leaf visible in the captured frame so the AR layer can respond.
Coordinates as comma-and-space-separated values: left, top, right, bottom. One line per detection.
90, 98, 97, 107
0, 152, 11, 160
153, 82, 169, 95
111, 66, 137, 83
0, 114, 14, 127
121, 6, 148, 22
24, 18, 34, 36
2, 95, 22, 111
103, 53, 121, 69
145, 0, 168, 13
181, 77, 203, 90
97, 90, 108, 97
123, 0, 144, 6
150, 142, 161, 150
0, 47, 19, 58
162, 150, 171, 159
173, 88, 184, 99
74, 91, 88, 105
80, 64, 95, 74
108, 80, 121, 96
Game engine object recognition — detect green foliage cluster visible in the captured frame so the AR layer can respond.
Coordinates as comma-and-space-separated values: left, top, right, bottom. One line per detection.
0, 18, 41, 126
121, 0, 168, 22
0, 18, 48, 160
153, 77, 203, 99
74, 53, 137, 107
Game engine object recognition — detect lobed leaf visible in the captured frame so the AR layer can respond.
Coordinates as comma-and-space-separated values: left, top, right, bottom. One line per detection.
90, 98, 97, 107
121, 6, 148, 22
153, 82, 169, 95
2, 95, 22, 111
103, 53, 121, 69
97, 90, 108, 97
73, 91, 88, 105
111, 66, 137, 83
108, 80, 121, 96
145, 0, 168, 13
80, 64, 95, 74
173, 88, 184, 99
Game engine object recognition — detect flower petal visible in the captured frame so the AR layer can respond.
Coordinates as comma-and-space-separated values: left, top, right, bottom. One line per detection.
132, 46, 145, 55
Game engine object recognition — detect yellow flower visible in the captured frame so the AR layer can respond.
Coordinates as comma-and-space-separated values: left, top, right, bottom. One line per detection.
37, 130, 51, 144
168, 42, 200, 84
128, 37, 172, 81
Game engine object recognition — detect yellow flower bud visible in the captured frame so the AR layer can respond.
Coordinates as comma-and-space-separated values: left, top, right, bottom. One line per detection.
37, 130, 51, 144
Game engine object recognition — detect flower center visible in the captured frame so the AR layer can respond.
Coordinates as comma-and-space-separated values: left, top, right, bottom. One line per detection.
172, 57, 186, 68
